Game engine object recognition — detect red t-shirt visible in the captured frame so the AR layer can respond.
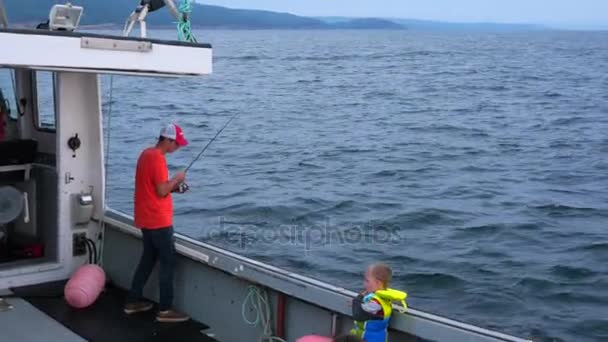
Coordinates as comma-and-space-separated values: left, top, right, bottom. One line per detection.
134, 147, 173, 229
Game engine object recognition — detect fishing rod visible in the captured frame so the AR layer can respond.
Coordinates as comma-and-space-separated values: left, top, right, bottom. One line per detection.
185, 112, 239, 173
176, 112, 239, 193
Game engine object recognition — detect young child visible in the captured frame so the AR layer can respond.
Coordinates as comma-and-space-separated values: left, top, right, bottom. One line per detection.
350, 262, 407, 342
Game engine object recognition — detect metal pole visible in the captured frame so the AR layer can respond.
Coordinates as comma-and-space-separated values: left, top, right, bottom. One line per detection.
162, 0, 180, 20
0, 0, 9, 28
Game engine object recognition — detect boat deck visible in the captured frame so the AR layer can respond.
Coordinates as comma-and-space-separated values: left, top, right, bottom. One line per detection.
1, 280, 218, 342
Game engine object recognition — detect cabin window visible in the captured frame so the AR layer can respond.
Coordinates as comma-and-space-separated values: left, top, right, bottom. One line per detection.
33, 71, 56, 131
0, 68, 18, 121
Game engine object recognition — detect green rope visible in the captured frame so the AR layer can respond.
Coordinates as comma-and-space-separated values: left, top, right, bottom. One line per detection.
241, 286, 287, 342
177, 0, 197, 43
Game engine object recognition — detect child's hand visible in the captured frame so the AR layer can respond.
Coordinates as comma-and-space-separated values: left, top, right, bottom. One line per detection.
348, 292, 365, 306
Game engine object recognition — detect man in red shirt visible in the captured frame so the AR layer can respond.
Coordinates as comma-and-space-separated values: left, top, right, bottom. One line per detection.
124, 123, 190, 322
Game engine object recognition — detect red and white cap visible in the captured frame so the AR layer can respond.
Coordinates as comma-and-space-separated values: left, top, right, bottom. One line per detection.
160, 123, 188, 146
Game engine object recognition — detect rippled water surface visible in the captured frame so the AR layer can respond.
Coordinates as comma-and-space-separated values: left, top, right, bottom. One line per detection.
102, 30, 608, 341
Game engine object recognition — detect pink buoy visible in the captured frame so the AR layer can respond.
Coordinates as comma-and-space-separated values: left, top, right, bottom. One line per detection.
296, 336, 333, 342
64, 264, 106, 309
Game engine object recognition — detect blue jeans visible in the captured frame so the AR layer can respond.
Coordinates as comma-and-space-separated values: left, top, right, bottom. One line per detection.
127, 226, 175, 311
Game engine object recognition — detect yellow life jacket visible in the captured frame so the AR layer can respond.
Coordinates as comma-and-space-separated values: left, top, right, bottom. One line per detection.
351, 288, 408, 342
375, 288, 407, 313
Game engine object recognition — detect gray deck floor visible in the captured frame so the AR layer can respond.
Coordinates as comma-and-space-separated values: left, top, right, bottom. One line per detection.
3, 281, 218, 342
0, 296, 86, 342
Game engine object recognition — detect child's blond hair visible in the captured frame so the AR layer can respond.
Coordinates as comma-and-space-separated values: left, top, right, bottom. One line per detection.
369, 262, 392, 289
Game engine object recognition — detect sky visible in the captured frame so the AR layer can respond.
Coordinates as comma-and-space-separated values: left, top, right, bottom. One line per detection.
198, 0, 608, 27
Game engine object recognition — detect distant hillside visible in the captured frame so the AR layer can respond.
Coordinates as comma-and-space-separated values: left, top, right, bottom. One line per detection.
390, 18, 545, 32
4, 1, 551, 31
319, 17, 545, 32
331, 18, 404, 30
4, 1, 402, 29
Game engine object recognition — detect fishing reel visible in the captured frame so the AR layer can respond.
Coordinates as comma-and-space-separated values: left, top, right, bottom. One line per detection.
177, 182, 189, 194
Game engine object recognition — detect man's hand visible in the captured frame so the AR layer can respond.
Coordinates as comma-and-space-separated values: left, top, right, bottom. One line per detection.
176, 182, 189, 193
172, 171, 186, 184
157, 171, 187, 197
171, 182, 188, 193
173, 172, 188, 194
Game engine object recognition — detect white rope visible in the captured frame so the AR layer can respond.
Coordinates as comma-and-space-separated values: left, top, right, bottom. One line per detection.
98, 75, 115, 266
